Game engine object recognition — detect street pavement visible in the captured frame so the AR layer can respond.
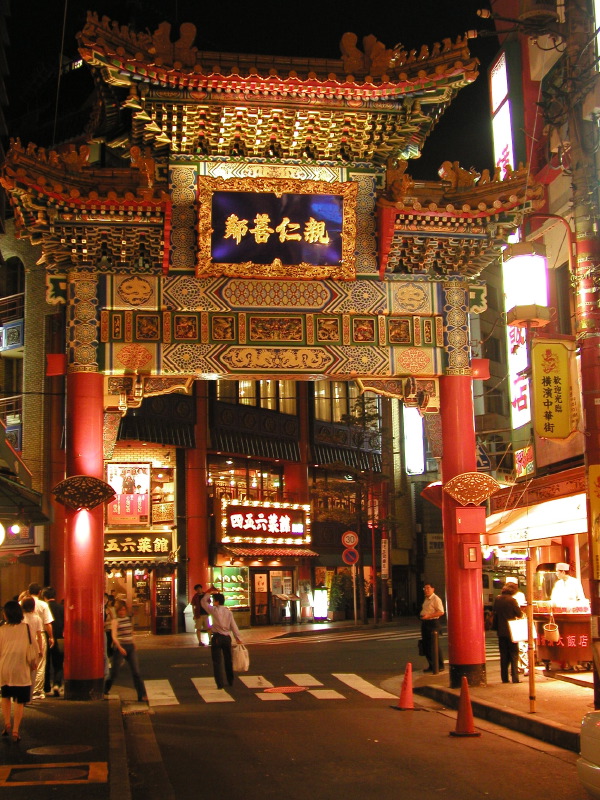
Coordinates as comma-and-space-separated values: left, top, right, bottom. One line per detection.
0, 618, 594, 799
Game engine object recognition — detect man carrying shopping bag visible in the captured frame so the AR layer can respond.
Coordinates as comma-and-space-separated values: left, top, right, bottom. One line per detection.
202, 587, 243, 689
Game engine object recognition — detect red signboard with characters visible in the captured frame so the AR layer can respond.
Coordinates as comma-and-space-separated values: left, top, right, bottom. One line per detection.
223, 502, 309, 543
106, 463, 151, 525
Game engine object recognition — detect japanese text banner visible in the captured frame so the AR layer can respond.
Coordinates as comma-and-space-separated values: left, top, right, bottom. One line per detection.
531, 338, 576, 440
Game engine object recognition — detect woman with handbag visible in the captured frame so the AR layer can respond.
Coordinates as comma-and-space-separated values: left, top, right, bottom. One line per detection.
0, 600, 39, 742
492, 584, 524, 684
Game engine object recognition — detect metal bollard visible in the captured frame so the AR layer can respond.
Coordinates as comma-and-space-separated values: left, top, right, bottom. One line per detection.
432, 630, 439, 675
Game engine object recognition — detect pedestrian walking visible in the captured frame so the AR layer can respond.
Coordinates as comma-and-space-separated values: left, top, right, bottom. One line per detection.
419, 583, 445, 672
20, 597, 43, 690
201, 588, 242, 689
492, 583, 523, 684
24, 583, 54, 700
103, 601, 148, 702
0, 600, 38, 742
42, 588, 64, 696
191, 584, 210, 646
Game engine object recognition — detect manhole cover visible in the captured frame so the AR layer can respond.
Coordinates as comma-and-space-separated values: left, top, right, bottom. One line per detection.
263, 686, 307, 693
28, 745, 92, 756
9, 766, 89, 782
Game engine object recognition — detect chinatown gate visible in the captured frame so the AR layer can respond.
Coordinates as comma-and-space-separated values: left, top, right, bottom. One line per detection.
1, 14, 541, 698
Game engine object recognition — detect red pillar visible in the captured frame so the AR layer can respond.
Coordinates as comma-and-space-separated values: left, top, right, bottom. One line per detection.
439, 374, 486, 688
187, 383, 209, 596
63, 371, 105, 699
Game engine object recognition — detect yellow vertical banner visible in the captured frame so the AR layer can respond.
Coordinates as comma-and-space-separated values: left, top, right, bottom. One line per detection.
531, 338, 575, 439
589, 465, 600, 580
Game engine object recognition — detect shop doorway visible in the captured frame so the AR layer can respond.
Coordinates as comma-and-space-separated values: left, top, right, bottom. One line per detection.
105, 569, 152, 630
250, 568, 298, 625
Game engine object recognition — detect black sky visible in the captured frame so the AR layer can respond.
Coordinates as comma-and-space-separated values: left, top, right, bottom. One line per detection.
4, 0, 499, 179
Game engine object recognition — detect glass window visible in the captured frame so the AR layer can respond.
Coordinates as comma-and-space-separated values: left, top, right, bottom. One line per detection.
260, 380, 277, 410
314, 380, 331, 421
239, 380, 256, 406
216, 380, 237, 403
331, 381, 348, 422
278, 380, 296, 415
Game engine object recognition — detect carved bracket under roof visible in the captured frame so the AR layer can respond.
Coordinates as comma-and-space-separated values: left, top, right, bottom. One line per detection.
377, 161, 545, 279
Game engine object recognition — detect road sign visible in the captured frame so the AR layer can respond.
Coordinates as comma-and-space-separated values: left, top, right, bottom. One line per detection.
341, 530, 359, 548
342, 547, 359, 565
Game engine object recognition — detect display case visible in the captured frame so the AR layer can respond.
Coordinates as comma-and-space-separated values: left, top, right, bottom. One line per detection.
210, 565, 250, 627
154, 576, 175, 634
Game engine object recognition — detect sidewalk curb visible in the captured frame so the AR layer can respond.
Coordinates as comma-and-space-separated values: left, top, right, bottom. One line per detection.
108, 697, 131, 800
414, 684, 581, 753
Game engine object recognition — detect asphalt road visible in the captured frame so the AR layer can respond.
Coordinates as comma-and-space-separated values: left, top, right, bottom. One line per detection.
118, 629, 581, 800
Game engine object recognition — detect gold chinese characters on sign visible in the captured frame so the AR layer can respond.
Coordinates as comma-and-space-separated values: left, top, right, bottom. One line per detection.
197, 176, 358, 281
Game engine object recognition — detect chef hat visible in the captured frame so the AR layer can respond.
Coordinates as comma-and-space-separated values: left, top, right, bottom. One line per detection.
505, 576, 519, 584
556, 562, 570, 571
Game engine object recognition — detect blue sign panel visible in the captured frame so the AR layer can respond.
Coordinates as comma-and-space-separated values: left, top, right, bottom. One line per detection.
211, 191, 344, 267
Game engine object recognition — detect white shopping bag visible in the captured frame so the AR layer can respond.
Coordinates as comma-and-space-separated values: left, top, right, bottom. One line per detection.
232, 643, 250, 672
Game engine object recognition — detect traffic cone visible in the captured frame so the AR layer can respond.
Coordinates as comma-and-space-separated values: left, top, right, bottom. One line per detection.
391, 662, 415, 710
450, 676, 481, 737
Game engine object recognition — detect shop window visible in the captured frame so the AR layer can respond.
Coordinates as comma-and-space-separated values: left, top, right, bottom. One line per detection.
216, 380, 237, 403
239, 379, 257, 406
216, 379, 297, 414
208, 456, 283, 503
314, 380, 379, 424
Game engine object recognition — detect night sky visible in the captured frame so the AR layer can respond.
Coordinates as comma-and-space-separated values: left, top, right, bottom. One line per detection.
4, 0, 499, 179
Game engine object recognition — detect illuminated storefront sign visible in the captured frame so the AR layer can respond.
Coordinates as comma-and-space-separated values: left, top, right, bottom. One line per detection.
514, 445, 535, 479
104, 532, 172, 555
531, 338, 575, 439
506, 324, 531, 429
222, 500, 311, 545
197, 176, 357, 280
490, 51, 515, 171
106, 463, 150, 525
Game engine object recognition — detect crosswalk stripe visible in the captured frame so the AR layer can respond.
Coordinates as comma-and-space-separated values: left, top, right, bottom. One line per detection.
145, 679, 179, 707
191, 677, 234, 703
256, 692, 290, 701
333, 673, 398, 699
239, 675, 274, 689
286, 673, 323, 686
308, 689, 345, 699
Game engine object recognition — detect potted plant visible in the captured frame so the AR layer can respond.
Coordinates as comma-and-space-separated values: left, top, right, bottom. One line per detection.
328, 574, 347, 621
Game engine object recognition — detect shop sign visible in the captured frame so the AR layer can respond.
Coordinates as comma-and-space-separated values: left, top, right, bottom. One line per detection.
197, 176, 357, 281
531, 338, 576, 439
106, 463, 150, 525
514, 445, 535, 479
381, 538, 389, 579
104, 532, 172, 556
223, 502, 310, 545
425, 533, 444, 555
590, 464, 600, 580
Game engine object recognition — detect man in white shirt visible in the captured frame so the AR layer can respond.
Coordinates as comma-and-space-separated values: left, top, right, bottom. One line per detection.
551, 563, 586, 608
419, 583, 445, 672
24, 583, 54, 700
202, 588, 243, 689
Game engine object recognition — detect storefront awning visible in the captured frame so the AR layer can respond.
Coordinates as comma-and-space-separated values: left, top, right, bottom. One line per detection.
484, 492, 587, 546
224, 546, 319, 558
0, 473, 50, 524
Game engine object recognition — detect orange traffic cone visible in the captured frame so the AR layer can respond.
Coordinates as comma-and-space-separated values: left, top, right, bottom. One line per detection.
450, 676, 481, 737
391, 662, 415, 711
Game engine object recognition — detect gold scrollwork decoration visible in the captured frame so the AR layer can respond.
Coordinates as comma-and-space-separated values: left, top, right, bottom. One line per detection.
443, 472, 501, 506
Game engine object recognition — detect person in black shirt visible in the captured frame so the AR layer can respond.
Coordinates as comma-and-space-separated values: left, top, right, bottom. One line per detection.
42, 587, 64, 696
